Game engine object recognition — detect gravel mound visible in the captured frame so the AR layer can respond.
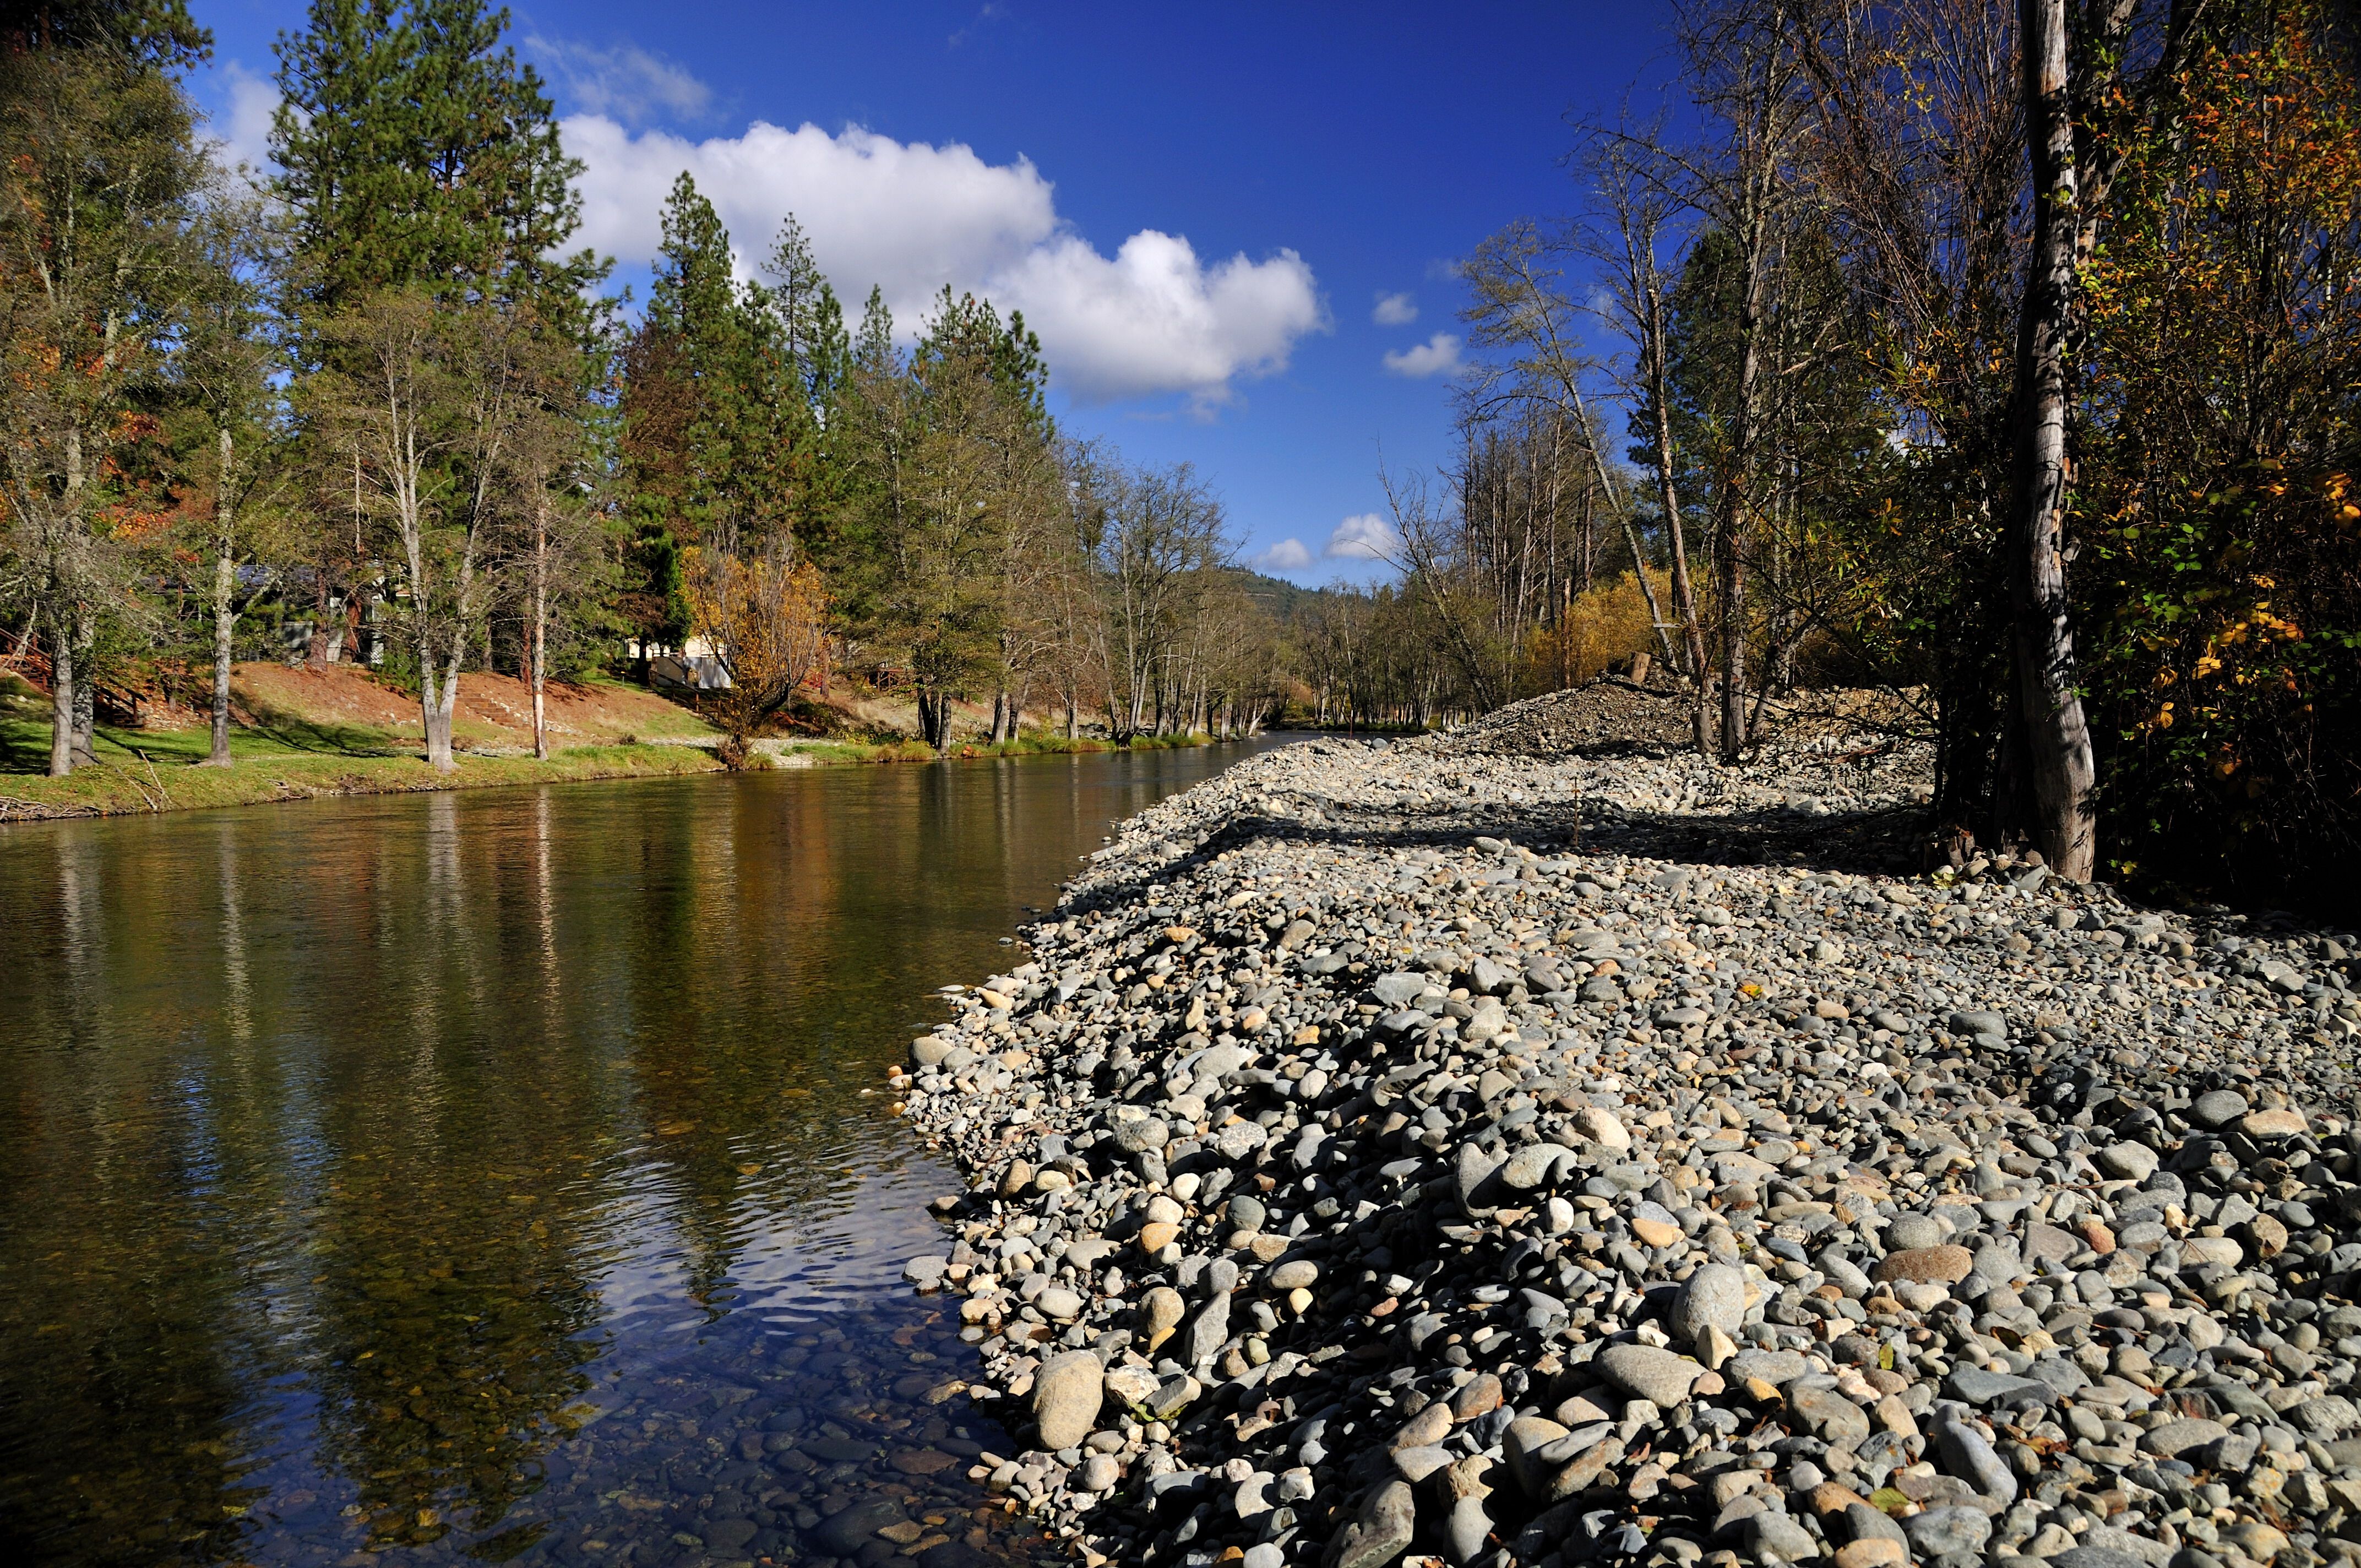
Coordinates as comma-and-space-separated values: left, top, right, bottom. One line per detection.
889, 736, 2361, 1568
1443, 681, 1697, 758
1440, 679, 1932, 764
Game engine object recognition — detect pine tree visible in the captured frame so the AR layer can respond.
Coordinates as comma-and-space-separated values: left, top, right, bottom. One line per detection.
762, 215, 849, 420
270, 0, 605, 330
620, 177, 839, 661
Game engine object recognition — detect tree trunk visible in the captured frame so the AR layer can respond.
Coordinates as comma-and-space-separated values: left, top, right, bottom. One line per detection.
1716, 510, 1748, 763
69, 611, 96, 769
1649, 338, 1710, 756
531, 575, 548, 761
308, 569, 331, 668
421, 628, 461, 770
206, 428, 236, 767
207, 550, 235, 766
918, 689, 953, 752
47, 607, 73, 777
2007, 0, 2099, 881
531, 503, 549, 762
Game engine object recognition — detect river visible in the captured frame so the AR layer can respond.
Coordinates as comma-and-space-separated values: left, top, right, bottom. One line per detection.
0, 744, 1277, 1568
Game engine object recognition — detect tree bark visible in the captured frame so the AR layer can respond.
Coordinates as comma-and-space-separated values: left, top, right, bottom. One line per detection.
47, 606, 73, 777
69, 611, 96, 768
206, 428, 236, 767
531, 500, 549, 761
531, 578, 548, 761
2007, 0, 2099, 881
421, 627, 463, 770
1645, 296, 1710, 754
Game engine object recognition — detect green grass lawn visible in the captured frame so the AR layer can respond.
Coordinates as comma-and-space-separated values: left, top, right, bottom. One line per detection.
0, 681, 723, 821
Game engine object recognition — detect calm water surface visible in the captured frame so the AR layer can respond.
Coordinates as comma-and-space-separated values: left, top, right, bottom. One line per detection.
0, 745, 1275, 1568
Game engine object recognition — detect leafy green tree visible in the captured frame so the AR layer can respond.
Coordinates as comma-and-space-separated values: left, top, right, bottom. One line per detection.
833, 289, 1058, 749
5, 0, 211, 70
170, 177, 295, 766
0, 39, 205, 775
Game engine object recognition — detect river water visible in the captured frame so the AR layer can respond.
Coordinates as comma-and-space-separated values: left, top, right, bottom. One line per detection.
0, 745, 1272, 1568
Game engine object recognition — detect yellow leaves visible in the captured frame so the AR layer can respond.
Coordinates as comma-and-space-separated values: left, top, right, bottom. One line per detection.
2151, 702, 2176, 731
682, 546, 830, 744
2191, 653, 2223, 679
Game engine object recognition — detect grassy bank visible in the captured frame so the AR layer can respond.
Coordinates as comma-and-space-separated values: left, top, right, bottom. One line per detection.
0, 734, 727, 823
0, 671, 1234, 824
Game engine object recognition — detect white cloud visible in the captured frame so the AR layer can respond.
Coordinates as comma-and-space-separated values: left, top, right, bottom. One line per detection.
1248, 537, 1312, 571
199, 61, 278, 184
1325, 514, 1400, 561
1382, 331, 1463, 378
529, 38, 714, 128
1372, 291, 1417, 326
565, 115, 1326, 405
994, 231, 1321, 404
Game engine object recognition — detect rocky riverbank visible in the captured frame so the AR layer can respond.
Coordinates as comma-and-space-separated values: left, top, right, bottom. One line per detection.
891, 701, 2361, 1568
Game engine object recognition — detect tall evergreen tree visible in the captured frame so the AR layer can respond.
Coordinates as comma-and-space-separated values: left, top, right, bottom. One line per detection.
270, 0, 605, 330
618, 178, 833, 655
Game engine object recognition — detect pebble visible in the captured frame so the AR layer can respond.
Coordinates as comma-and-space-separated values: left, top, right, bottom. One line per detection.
887, 695, 2361, 1568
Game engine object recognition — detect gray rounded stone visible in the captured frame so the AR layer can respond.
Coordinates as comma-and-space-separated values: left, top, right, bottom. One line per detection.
1886, 1212, 1944, 1250
1669, 1262, 1747, 1343
1906, 1506, 1992, 1557
1033, 1350, 1105, 1451
2192, 1090, 2250, 1129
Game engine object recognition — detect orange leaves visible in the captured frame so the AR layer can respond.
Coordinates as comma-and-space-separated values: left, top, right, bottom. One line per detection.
682, 546, 831, 746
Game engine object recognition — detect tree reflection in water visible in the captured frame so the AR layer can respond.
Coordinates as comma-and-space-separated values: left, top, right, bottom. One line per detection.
0, 744, 1266, 1565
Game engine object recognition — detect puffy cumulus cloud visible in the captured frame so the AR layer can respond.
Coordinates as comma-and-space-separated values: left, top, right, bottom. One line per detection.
1326, 513, 1400, 560
565, 117, 1055, 298
1382, 330, 1463, 378
527, 37, 714, 128
1372, 291, 1418, 326
994, 231, 1320, 404
199, 61, 279, 183
1247, 537, 1312, 571
566, 116, 1325, 406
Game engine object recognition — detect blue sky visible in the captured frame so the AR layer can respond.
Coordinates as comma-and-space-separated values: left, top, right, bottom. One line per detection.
189, 1, 1679, 584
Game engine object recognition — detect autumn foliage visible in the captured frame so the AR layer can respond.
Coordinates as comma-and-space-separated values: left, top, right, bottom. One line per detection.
2079, 9, 2361, 900
681, 546, 830, 759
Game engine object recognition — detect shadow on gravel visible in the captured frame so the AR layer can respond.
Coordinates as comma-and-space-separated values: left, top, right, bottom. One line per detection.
1584, 801, 1933, 879
1071, 794, 1933, 915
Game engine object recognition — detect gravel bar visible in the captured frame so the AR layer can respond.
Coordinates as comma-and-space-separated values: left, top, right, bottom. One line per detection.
888, 706, 2361, 1568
